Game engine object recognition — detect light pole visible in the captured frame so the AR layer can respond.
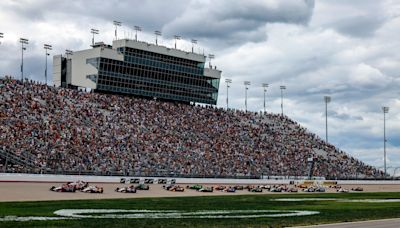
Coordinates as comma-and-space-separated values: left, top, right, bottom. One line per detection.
44, 44, 52, 85
244, 81, 251, 112
208, 54, 214, 68
20, 38, 29, 81
154, 31, 161, 45
280, 85, 286, 116
134, 26, 141, 41
324, 96, 331, 143
113, 21, 121, 40
90, 28, 99, 46
174, 35, 181, 49
225, 78, 232, 109
262, 83, 269, 113
382, 106, 389, 178
191, 39, 197, 53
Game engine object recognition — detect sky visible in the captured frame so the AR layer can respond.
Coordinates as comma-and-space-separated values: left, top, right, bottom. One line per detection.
0, 0, 399, 173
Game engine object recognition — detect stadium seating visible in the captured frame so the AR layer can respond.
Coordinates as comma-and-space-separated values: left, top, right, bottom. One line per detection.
0, 77, 382, 179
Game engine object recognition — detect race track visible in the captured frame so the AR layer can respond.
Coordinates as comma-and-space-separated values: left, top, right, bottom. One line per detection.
1, 182, 400, 202
295, 218, 400, 228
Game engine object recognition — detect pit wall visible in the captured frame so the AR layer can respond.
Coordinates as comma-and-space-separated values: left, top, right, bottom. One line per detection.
0, 173, 399, 185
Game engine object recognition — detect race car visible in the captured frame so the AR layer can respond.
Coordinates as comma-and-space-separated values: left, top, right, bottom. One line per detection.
260, 185, 272, 190
135, 184, 150, 190
67, 180, 88, 190
351, 187, 364, 192
224, 186, 236, 193
214, 185, 226, 191
296, 184, 308, 189
81, 185, 104, 193
269, 187, 282, 192
115, 185, 137, 193
337, 188, 349, 193
49, 184, 76, 192
303, 187, 315, 192
248, 187, 263, 192
234, 185, 244, 190
244, 185, 256, 190
330, 185, 342, 189
287, 187, 298, 192
169, 185, 185, 192
198, 187, 214, 192
186, 184, 203, 190
163, 184, 174, 191
315, 186, 326, 192
276, 185, 288, 192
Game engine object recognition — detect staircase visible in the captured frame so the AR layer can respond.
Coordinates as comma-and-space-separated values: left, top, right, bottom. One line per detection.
306, 157, 315, 180
0, 149, 37, 171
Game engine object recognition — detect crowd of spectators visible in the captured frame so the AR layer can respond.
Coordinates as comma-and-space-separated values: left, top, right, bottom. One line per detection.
0, 77, 382, 179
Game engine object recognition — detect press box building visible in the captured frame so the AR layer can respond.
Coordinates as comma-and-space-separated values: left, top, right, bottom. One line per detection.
53, 39, 221, 105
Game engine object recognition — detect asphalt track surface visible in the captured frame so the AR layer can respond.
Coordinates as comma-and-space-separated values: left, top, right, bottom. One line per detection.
2, 182, 400, 202
294, 218, 400, 228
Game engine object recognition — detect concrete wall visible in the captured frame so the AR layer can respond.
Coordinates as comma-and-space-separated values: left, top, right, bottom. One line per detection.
204, 68, 222, 79
52, 55, 62, 87
0, 173, 288, 184
1, 173, 399, 185
70, 47, 124, 89
70, 48, 100, 89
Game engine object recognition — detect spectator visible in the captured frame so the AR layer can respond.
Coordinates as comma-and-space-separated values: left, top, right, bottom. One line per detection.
0, 78, 381, 178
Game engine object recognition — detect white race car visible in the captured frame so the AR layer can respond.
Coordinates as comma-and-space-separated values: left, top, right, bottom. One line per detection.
81, 185, 104, 193
337, 188, 349, 193
115, 185, 137, 193
67, 180, 88, 190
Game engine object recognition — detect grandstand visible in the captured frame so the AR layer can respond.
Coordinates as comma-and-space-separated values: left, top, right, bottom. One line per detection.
0, 78, 382, 179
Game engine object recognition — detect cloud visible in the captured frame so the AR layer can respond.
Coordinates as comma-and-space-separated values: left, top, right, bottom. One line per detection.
163, 0, 315, 46
312, 0, 389, 38
331, 15, 387, 38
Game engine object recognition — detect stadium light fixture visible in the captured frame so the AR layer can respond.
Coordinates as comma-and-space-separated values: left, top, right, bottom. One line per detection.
0, 32, 3, 45
174, 35, 181, 49
65, 49, 73, 58
44, 44, 52, 85
262, 83, 269, 113
225, 78, 232, 110
19, 38, 29, 81
113, 21, 122, 40
134, 26, 142, 41
324, 96, 331, 143
208, 54, 215, 68
191, 39, 197, 53
244, 81, 251, 112
382, 106, 389, 178
154, 31, 161, 45
280, 85, 286, 116
90, 28, 99, 46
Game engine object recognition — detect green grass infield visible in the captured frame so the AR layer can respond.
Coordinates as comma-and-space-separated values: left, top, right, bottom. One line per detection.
1, 192, 400, 227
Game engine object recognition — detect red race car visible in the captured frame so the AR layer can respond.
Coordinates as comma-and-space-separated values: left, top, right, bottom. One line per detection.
49, 184, 76, 192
